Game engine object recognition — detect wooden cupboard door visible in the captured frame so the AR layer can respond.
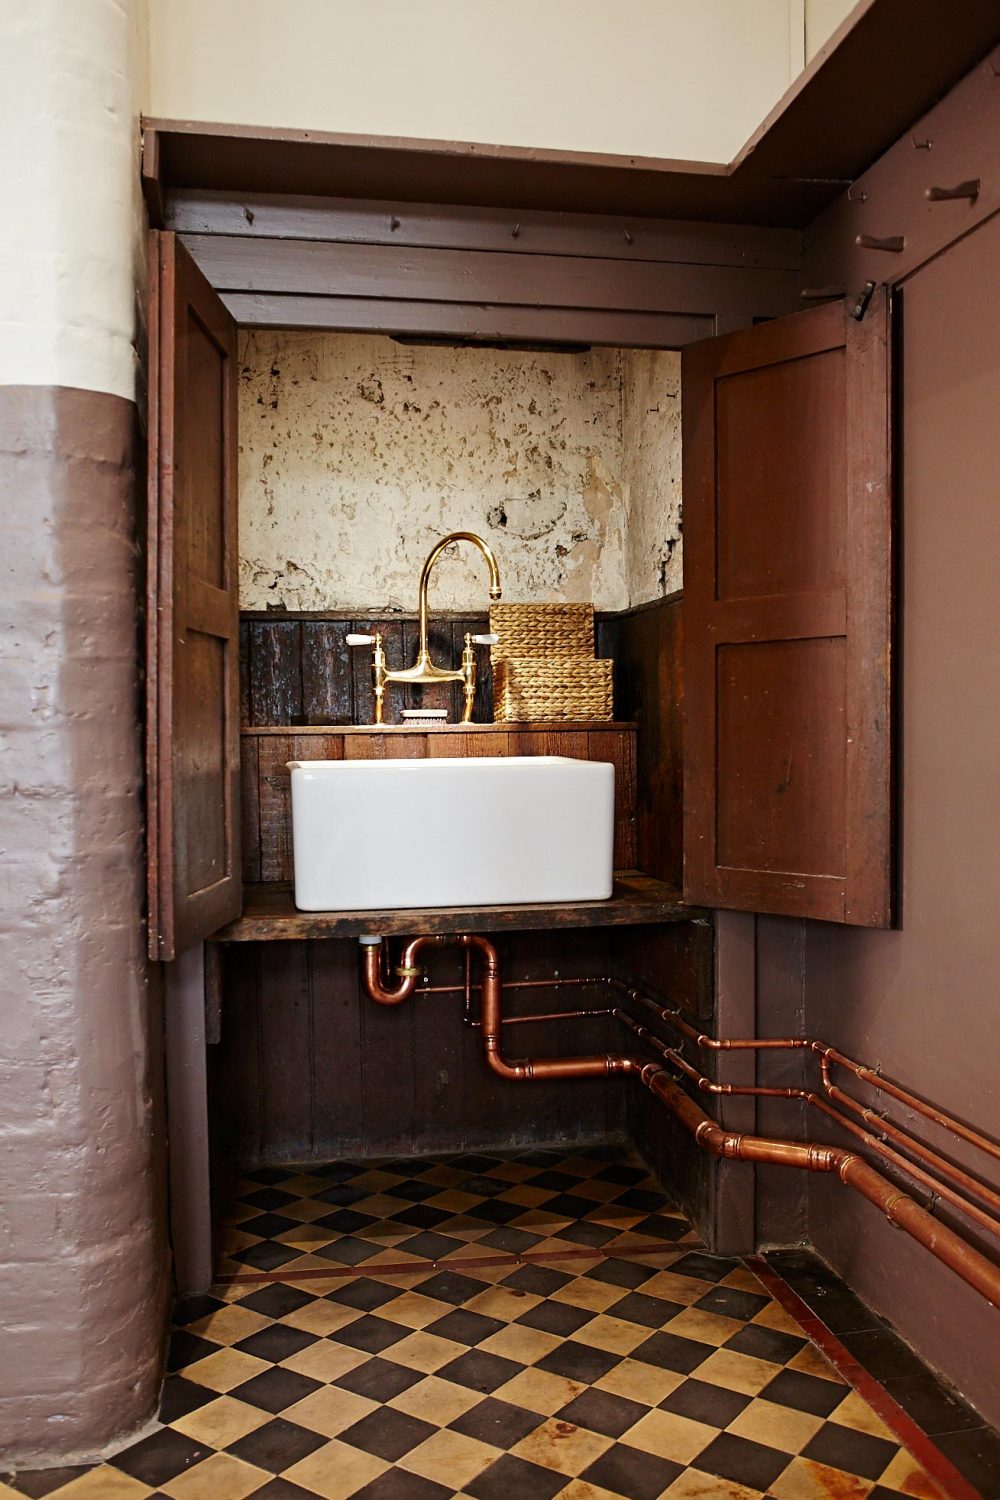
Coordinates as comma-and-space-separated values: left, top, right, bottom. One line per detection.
147, 232, 241, 959
682, 292, 893, 926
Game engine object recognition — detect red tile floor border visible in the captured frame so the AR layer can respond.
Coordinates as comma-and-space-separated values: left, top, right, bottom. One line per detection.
216, 1241, 680, 1285
748, 1254, 982, 1500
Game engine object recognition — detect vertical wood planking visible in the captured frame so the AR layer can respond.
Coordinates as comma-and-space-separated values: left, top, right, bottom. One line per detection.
590, 729, 638, 868
219, 945, 263, 1164
249, 619, 302, 725
309, 940, 365, 1155
240, 735, 261, 883
239, 619, 251, 726
257, 940, 314, 1155
301, 620, 353, 723
242, 613, 494, 726
257, 734, 294, 881
360, 955, 416, 1154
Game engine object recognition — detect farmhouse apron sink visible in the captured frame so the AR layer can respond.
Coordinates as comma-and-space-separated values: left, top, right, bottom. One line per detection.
287, 755, 615, 912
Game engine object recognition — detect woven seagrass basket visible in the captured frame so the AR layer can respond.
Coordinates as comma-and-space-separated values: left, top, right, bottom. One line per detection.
493, 655, 614, 723
489, 602, 596, 661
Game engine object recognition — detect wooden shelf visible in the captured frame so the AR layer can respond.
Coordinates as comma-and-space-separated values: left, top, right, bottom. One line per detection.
210, 872, 702, 943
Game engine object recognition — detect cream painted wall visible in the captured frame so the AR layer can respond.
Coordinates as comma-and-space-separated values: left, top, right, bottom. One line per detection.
0, 0, 147, 398
622, 350, 683, 602
238, 333, 681, 614
806, 0, 858, 60
151, 0, 809, 165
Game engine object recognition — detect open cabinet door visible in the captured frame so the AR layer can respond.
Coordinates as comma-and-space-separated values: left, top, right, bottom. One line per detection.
682, 292, 893, 926
147, 232, 241, 960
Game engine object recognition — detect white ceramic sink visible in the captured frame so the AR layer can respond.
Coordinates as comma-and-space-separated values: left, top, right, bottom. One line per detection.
287, 755, 614, 911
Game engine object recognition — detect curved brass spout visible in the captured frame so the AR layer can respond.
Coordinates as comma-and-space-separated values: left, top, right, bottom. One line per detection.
416, 532, 502, 665
347, 532, 503, 723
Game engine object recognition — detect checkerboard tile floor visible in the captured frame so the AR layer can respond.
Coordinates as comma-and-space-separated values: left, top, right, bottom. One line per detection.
1, 1148, 964, 1499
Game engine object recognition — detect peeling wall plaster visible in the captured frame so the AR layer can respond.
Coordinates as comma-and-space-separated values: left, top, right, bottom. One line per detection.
238, 332, 682, 614
623, 349, 684, 601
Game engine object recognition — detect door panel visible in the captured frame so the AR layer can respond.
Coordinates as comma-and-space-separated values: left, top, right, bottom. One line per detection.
147, 232, 241, 960
682, 293, 893, 926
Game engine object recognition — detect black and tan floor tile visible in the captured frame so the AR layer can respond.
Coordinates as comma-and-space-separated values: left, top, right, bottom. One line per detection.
5, 1146, 994, 1500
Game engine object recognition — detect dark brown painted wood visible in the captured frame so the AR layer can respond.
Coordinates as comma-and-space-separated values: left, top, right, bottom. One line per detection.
803, 44, 1000, 305
143, 10, 1000, 230
146, 232, 242, 960
617, 919, 716, 1237
212, 873, 694, 943
600, 596, 684, 888
167, 190, 801, 268
239, 723, 636, 885
182, 235, 799, 320
221, 294, 715, 347
682, 295, 894, 925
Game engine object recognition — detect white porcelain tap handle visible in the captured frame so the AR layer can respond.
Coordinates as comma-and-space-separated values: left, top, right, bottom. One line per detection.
346, 633, 375, 646
471, 633, 499, 645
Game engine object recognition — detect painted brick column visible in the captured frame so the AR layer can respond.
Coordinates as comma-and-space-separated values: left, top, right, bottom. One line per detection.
0, 0, 169, 1466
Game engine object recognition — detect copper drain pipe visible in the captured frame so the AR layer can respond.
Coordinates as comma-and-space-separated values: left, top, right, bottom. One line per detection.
361, 934, 637, 1081
359, 936, 1000, 1307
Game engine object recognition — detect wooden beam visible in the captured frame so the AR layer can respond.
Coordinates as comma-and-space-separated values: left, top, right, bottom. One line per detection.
220, 292, 713, 346
166, 189, 801, 271
184, 235, 799, 318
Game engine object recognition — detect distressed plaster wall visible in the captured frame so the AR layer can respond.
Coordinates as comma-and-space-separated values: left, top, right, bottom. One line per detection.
238, 332, 682, 613
622, 350, 683, 602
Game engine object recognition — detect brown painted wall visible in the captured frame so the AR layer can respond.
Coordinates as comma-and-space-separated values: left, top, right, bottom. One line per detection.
0, 388, 169, 1464
757, 213, 1000, 1425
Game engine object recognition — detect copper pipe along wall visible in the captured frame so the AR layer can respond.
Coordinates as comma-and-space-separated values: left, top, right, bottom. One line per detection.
644, 1071, 1000, 1309
624, 985, 1000, 1168
627, 988, 1000, 1227
616, 1009, 1000, 1246
359, 940, 1000, 1306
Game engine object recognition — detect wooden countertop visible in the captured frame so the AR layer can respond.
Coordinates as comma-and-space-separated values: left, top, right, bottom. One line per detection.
211, 872, 703, 942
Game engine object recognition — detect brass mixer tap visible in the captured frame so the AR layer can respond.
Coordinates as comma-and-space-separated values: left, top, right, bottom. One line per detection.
347, 532, 502, 724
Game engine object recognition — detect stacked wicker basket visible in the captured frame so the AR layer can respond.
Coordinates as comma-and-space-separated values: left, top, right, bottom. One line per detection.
489, 602, 614, 722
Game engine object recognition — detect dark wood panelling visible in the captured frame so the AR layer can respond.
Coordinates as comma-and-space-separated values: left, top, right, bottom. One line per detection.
221, 295, 715, 347
183, 235, 800, 321
238, 723, 637, 887
167, 191, 801, 268
215, 930, 625, 1164
242, 612, 490, 727
599, 595, 684, 889
616, 920, 717, 1239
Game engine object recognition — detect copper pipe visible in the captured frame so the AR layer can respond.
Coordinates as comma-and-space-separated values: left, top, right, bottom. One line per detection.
453, 934, 638, 1083
624, 984, 1000, 1168
617, 1008, 1000, 1245
358, 942, 1000, 1305
819, 1046, 1000, 1169
821, 1072, 1000, 1220
643, 1070, 1000, 1309
420, 975, 611, 996
360, 934, 452, 1005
